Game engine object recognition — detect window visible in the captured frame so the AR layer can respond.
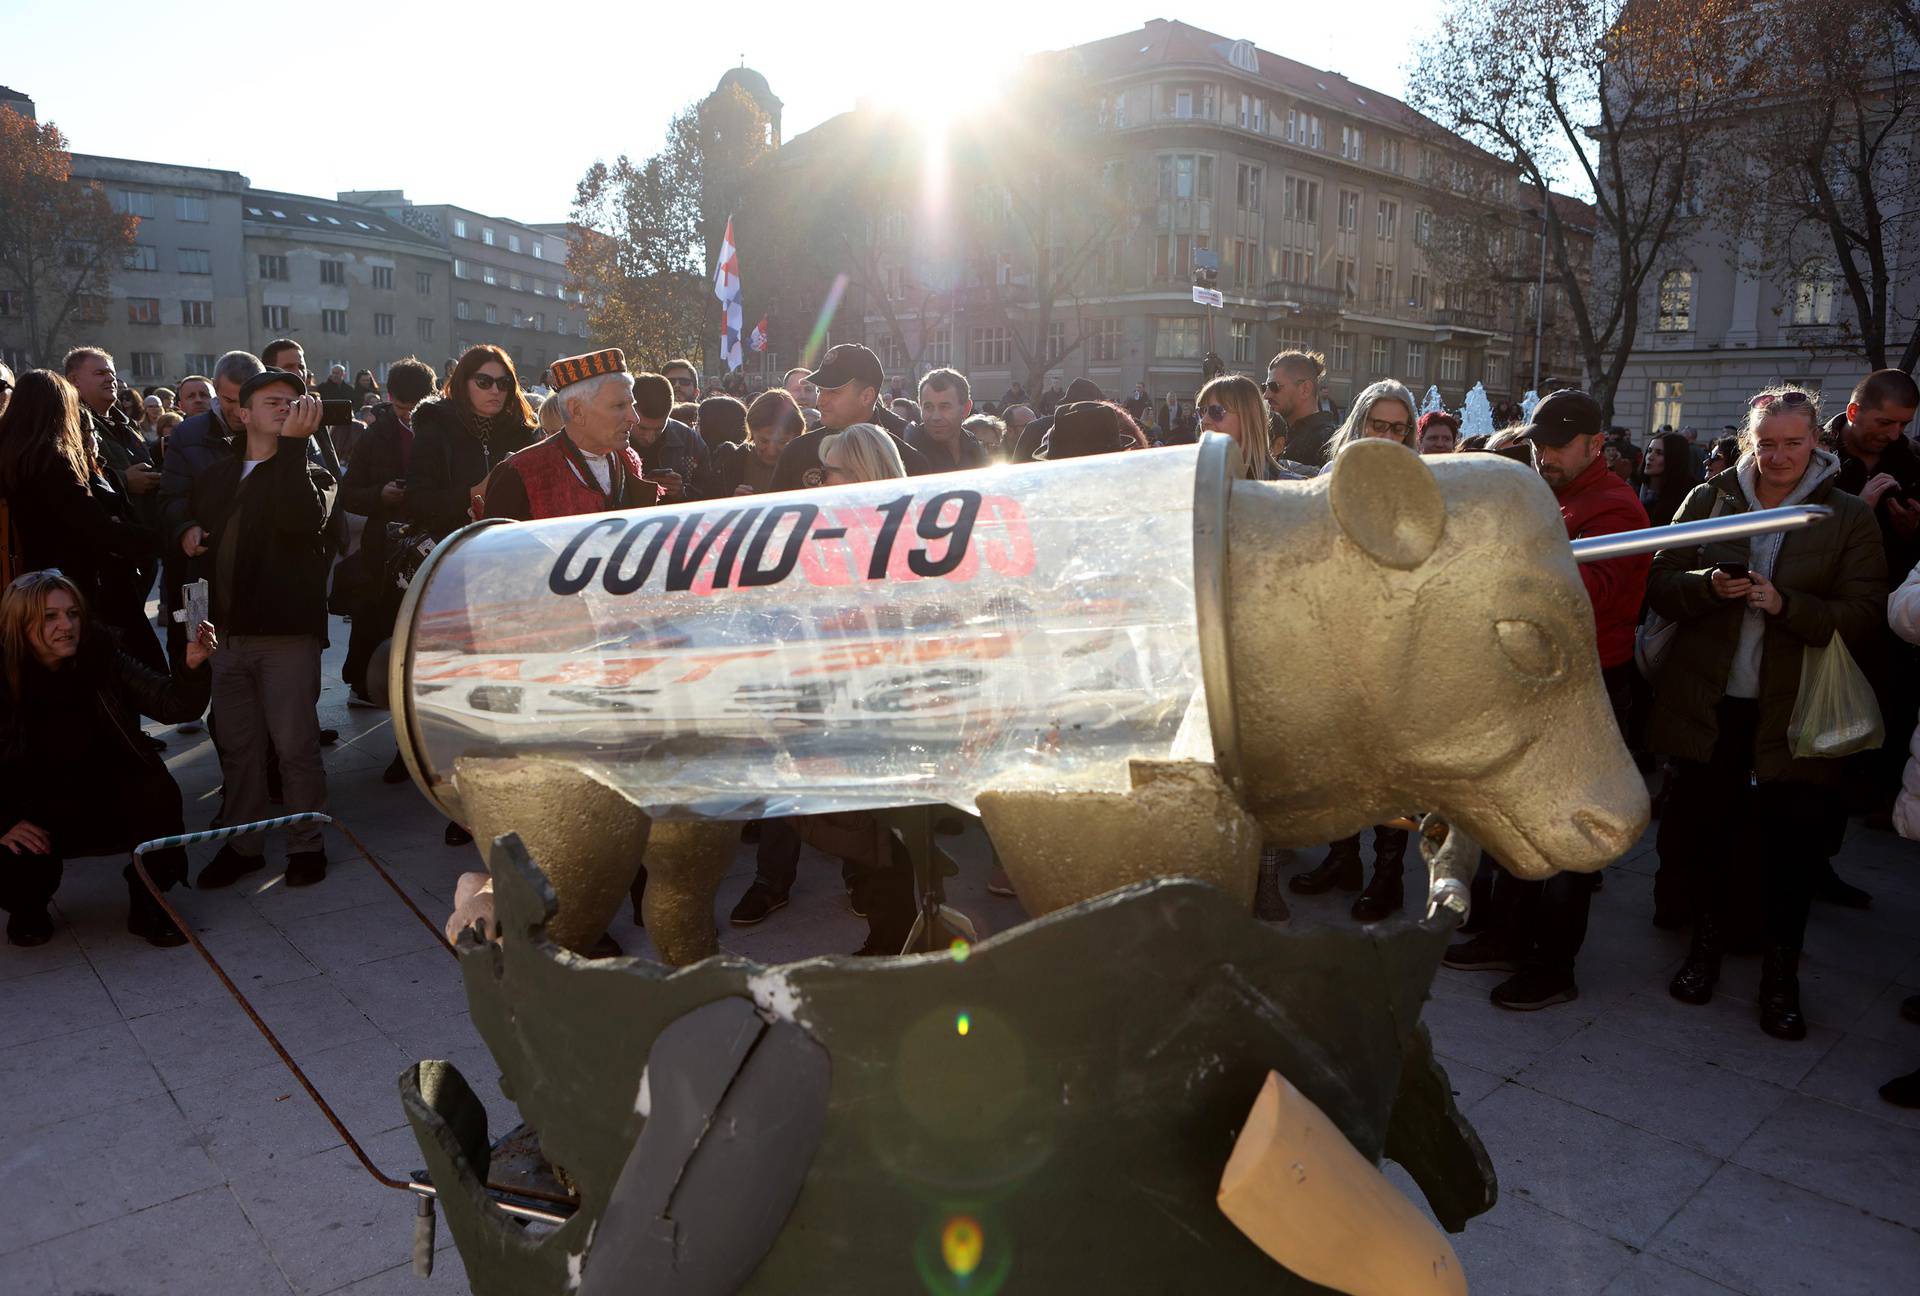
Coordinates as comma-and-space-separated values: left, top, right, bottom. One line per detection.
259, 253, 288, 280
1340, 125, 1365, 161
512, 308, 525, 329
1410, 271, 1430, 310
1236, 163, 1263, 211
1174, 88, 1194, 119
1283, 176, 1320, 223
1791, 269, 1835, 326
873, 331, 904, 370
1278, 249, 1315, 285
456, 298, 471, 320
1381, 138, 1403, 172
1334, 255, 1358, 300
454, 259, 471, 280
321, 308, 348, 333
1487, 356, 1506, 389
1252, 98, 1266, 133
1406, 342, 1427, 379
1330, 331, 1352, 372
184, 353, 216, 376
454, 218, 469, 238
1370, 337, 1392, 373
374, 313, 394, 336
1375, 199, 1399, 242
416, 270, 433, 295
417, 317, 435, 341
484, 303, 498, 324
128, 352, 162, 379
1157, 153, 1212, 201
261, 304, 289, 330
1657, 270, 1693, 331
509, 272, 522, 290
1439, 347, 1466, 383
126, 245, 158, 272
1336, 189, 1359, 232
1228, 39, 1259, 73
112, 190, 156, 218
481, 227, 495, 246
970, 326, 1012, 367
1154, 317, 1203, 360
555, 317, 569, 336
1414, 209, 1432, 248
1286, 109, 1320, 147
508, 233, 521, 253
1231, 320, 1254, 364
371, 266, 393, 290
128, 297, 161, 325
926, 326, 952, 366
531, 240, 544, 260
1091, 318, 1122, 363
482, 265, 498, 286
533, 278, 548, 296
1650, 379, 1685, 433
171, 247, 210, 275
1239, 93, 1251, 129
530, 312, 545, 332
1374, 266, 1395, 306
174, 195, 209, 222
320, 259, 346, 286
180, 300, 214, 327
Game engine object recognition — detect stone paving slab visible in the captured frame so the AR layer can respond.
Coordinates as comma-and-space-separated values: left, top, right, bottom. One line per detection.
0, 614, 1916, 1292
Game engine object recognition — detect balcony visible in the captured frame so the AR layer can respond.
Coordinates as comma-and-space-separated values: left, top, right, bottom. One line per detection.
1432, 306, 1498, 335
1264, 282, 1345, 316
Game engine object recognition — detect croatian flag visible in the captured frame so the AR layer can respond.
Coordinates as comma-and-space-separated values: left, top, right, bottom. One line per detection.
748, 316, 768, 353
714, 216, 744, 372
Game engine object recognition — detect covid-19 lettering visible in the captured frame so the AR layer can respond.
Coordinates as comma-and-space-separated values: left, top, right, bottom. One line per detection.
547, 491, 1034, 597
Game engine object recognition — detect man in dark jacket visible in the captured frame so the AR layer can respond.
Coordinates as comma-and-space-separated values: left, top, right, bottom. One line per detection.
628, 371, 711, 502
770, 344, 930, 490
160, 349, 264, 668
338, 357, 437, 702
905, 368, 990, 473
190, 369, 338, 891
1446, 390, 1650, 1011
1264, 349, 1337, 468
64, 348, 165, 669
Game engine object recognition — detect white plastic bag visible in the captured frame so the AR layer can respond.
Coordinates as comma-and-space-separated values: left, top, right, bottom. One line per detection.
1787, 632, 1884, 759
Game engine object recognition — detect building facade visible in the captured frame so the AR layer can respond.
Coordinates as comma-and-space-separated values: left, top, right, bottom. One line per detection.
781, 21, 1572, 413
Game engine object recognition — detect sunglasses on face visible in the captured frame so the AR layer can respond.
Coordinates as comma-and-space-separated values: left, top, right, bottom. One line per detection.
1263, 380, 1291, 395
1203, 403, 1229, 422
469, 373, 514, 391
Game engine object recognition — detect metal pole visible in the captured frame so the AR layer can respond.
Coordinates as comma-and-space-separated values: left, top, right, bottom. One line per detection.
1531, 209, 1548, 392
1570, 505, 1830, 563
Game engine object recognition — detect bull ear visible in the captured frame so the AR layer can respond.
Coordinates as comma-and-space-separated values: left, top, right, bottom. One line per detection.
1327, 439, 1446, 571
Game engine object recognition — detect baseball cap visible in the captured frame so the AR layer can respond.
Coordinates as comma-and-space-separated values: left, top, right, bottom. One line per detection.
805, 343, 884, 392
1520, 389, 1603, 448
237, 368, 307, 404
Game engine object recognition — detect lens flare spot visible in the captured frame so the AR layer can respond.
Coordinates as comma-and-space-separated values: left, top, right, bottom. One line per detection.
949, 938, 971, 962
955, 1012, 971, 1037
942, 1214, 983, 1277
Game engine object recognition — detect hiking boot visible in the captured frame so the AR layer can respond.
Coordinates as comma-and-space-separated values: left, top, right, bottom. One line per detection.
284, 850, 328, 888
1351, 831, 1406, 923
1490, 968, 1578, 1011
1759, 946, 1807, 1041
729, 881, 789, 927
197, 845, 264, 890
5, 907, 53, 947
1668, 913, 1722, 1005
1443, 933, 1520, 972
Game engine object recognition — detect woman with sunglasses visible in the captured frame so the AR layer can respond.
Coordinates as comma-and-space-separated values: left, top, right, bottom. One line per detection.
407, 345, 537, 543
1317, 379, 1420, 468
1649, 386, 1886, 1039
1196, 374, 1308, 481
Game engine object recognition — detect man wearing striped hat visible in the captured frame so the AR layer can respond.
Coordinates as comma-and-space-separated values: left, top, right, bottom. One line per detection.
483, 349, 660, 520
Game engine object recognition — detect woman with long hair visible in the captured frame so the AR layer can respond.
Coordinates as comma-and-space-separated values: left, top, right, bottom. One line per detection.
704, 390, 803, 496
406, 345, 537, 540
1649, 387, 1885, 1039
1635, 430, 1700, 526
1318, 379, 1420, 465
1196, 374, 1301, 480
0, 371, 164, 666
0, 570, 216, 946
353, 369, 380, 403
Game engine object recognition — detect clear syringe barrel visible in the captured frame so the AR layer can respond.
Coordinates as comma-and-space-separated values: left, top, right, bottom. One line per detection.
390, 445, 1211, 821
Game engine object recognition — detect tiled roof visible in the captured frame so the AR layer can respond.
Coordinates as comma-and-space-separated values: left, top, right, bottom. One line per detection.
243, 189, 442, 248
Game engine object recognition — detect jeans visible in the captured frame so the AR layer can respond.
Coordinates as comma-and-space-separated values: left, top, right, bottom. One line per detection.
211, 635, 327, 854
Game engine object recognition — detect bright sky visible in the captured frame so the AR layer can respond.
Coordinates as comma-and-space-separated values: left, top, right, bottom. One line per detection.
3, 0, 1438, 226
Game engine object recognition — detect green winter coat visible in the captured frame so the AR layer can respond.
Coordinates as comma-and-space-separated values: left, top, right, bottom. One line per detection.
1646, 461, 1886, 783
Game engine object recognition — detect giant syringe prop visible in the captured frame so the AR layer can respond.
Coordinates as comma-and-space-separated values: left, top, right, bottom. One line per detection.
1571, 505, 1830, 563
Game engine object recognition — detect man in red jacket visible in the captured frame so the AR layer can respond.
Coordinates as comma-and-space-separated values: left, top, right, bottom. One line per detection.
1446, 389, 1650, 1009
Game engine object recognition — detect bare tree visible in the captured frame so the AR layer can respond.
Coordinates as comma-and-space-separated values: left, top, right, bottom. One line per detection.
1409, 0, 1752, 421
0, 109, 137, 367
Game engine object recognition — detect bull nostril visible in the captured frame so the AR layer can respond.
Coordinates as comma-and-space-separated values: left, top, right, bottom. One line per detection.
1573, 810, 1631, 853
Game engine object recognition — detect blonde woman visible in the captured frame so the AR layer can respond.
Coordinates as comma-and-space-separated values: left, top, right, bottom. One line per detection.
1317, 379, 1420, 469
1196, 373, 1308, 480
819, 423, 906, 485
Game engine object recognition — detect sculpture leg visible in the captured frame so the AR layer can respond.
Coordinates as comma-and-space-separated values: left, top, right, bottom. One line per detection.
454, 757, 650, 956
640, 820, 740, 966
977, 760, 1261, 916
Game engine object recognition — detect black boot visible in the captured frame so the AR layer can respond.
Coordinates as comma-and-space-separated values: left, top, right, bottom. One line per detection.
1668, 913, 1722, 1005
1758, 946, 1807, 1040
126, 876, 187, 948
1254, 844, 1290, 921
1351, 829, 1406, 923
1290, 836, 1363, 895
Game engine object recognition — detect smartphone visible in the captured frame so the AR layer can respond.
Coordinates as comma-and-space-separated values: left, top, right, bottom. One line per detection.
1714, 562, 1750, 581
320, 399, 356, 427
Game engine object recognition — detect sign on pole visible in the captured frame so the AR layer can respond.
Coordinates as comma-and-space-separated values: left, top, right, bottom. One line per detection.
1191, 286, 1224, 308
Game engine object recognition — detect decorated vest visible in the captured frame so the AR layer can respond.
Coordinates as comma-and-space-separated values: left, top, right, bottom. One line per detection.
504, 434, 643, 519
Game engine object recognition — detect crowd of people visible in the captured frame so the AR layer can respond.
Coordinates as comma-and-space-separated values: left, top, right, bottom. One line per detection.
0, 334, 1916, 1107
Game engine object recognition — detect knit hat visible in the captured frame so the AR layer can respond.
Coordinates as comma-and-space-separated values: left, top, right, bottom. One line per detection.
550, 348, 627, 391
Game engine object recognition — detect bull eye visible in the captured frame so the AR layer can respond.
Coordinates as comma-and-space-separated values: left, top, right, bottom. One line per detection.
1496, 618, 1564, 681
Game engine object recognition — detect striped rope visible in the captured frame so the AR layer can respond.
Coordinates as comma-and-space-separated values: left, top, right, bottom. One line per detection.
133, 812, 334, 857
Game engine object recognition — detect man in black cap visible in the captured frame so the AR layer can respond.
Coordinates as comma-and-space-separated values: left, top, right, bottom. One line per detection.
770, 343, 928, 490
1445, 388, 1648, 1011
1034, 401, 1134, 460
1014, 377, 1104, 462
188, 369, 340, 891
